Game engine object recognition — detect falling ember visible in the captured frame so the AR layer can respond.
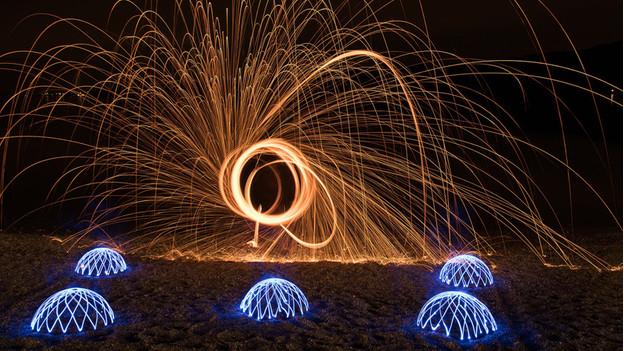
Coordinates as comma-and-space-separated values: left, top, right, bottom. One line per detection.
0, 0, 620, 268
611, 89, 615, 105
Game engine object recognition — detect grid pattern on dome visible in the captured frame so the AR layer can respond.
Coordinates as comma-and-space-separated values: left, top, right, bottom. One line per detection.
75, 248, 127, 276
31, 288, 115, 333
439, 254, 493, 287
240, 278, 309, 320
417, 291, 497, 340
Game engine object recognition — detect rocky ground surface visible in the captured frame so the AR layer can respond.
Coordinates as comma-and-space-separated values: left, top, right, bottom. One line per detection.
0, 229, 621, 350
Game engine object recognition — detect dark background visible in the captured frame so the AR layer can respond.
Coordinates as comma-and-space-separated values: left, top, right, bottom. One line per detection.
0, 0, 621, 230
0, 0, 621, 59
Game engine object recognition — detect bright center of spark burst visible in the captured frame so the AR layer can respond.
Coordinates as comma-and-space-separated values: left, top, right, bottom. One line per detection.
219, 139, 336, 249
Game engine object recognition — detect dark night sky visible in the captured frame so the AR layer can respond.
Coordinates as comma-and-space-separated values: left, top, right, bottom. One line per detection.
0, 0, 621, 58
394, 0, 623, 58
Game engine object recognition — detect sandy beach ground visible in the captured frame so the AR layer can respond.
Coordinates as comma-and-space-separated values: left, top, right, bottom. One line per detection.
0, 229, 621, 350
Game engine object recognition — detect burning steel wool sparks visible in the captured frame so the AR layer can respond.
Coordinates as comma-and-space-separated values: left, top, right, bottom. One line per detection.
0, 0, 620, 268
219, 138, 337, 250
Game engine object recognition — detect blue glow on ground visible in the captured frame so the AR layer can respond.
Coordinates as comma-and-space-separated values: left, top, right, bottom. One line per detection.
31, 288, 115, 333
416, 320, 510, 348
75, 248, 127, 277
439, 254, 494, 288
417, 291, 497, 341
240, 278, 309, 320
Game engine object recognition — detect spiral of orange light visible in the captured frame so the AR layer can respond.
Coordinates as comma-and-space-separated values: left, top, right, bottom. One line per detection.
219, 138, 336, 249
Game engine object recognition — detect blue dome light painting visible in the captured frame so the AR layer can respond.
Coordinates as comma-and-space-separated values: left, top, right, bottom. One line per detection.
75, 248, 127, 277
240, 278, 309, 320
417, 291, 497, 340
31, 288, 115, 333
439, 254, 494, 288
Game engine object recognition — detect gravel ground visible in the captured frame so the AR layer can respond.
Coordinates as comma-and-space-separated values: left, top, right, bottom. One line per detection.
0, 230, 621, 350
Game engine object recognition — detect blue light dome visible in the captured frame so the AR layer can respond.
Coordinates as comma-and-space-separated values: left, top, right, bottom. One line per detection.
31, 288, 115, 333
439, 254, 493, 287
240, 278, 309, 320
75, 247, 127, 276
417, 291, 497, 340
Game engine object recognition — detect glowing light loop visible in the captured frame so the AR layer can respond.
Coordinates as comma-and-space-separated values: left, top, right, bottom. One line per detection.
240, 278, 309, 320
417, 291, 497, 340
220, 139, 337, 249
31, 288, 115, 333
75, 247, 127, 276
439, 254, 494, 287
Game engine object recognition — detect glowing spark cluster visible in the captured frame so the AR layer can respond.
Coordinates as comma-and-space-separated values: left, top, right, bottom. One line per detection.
417, 291, 497, 340
31, 288, 114, 333
240, 278, 309, 320
0, 0, 619, 268
439, 255, 493, 288
75, 248, 127, 277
